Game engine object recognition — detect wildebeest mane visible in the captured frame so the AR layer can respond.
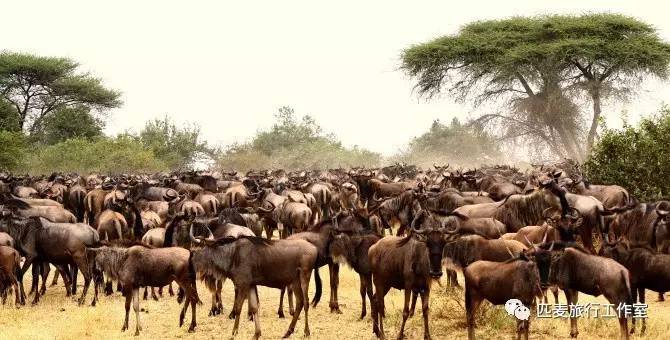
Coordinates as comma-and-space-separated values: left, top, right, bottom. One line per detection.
212, 235, 274, 246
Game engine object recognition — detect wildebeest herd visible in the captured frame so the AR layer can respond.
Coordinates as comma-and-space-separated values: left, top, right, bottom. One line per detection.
0, 161, 667, 340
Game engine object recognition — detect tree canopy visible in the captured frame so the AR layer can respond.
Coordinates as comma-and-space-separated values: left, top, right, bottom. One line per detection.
402, 14, 670, 160
31, 106, 104, 144
0, 51, 121, 134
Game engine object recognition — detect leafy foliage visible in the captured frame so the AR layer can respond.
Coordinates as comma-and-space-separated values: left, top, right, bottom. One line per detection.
19, 136, 167, 175
218, 106, 381, 170
583, 106, 670, 200
31, 106, 104, 144
391, 118, 503, 167
138, 116, 212, 170
0, 130, 27, 171
401, 14, 670, 160
0, 51, 121, 134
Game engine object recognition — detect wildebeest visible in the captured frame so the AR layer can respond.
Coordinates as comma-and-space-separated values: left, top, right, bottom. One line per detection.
368, 210, 447, 340
0, 245, 21, 306
600, 241, 670, 334
86, 244, 200, 335
1, 197, 76, 223
534, 242, 631, 339
454, 179, 570, 232
190, 235, 319, 339
464, 253, 543, 340
329, 231, 380, 319
372, 190, 421, 235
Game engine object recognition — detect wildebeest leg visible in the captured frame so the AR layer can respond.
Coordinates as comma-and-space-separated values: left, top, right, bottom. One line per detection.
150, 287, 159, 301
640, 288, 646, 334
420, 289, 431, 340
657, 291, 664, 302
104, 278, 113, 296
329, 262, 341, 313
551, 286, 559, 304
465, 283, 483, 340
19, 256, 37, 305
30, 262, 41, 296
408, 291, 418, 317
249, 286, 261, 340
143, 287, 148, 300
91, 277, 98, 307
231, 285, 247, 336
359, 274, 367, 319
301, 270, 311, 337
168, 283, 174, 296
71, 264, 79, 295
364, 274, 374, 320
372, 284, 391, 339
216, 279, 224, 315
179, 295, 190, 327
175, 278, 198, 333
133, 288, 142, 336
12, 272, 20, 307
565, 289, 579, 338
278, 287, 286, 318
283, 280, 305, 338
397, 289, 412, 340
51, 266, 59, 286
446, 269, 459, 287
55, 265, 71, 297
122, 289, 131, 332
229, 287, 240, 319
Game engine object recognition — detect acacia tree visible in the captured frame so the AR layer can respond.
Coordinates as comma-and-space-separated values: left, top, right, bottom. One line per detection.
401, 14, 670, 160
0, 52, 121, 134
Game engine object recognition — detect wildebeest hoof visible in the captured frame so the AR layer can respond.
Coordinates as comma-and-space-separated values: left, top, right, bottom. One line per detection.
570, 330, 578, 338
134, 330, 140, 336
91, 300, 96, 307
228, 311, 236, 319
152, 295, 159, 301
330, 307, 343, 314
282, 328, 295, 338
278, 310, 285, 318
188, 327, 195, 333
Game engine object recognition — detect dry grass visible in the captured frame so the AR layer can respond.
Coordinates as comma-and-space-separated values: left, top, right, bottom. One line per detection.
1, 268, 670, 339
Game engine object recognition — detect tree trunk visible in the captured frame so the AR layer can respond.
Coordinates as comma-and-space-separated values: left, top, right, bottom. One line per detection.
587, 86, 601, 152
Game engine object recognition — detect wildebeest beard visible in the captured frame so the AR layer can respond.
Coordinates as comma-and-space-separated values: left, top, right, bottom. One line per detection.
94, 247, 130, 282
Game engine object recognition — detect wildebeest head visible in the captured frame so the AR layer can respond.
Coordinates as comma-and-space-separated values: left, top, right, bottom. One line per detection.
538, 177, 570, 217
526, 241, 554, 290
410, 210, 448, 278
543, 207, 582, 242
598, 238, 630, 263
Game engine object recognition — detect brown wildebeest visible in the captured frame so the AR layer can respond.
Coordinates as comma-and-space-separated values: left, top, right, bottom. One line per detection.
96, 209, 129, 241
371, 190, 421, 235
422, 189, 493, 213
65, 183, 87, 222
195, 192, 219, 216
464, 253, 544, 340
567, 175, 631, 209
0, 245, 21, 306
600, 241, 670, 334
368, 210, 447, 340
454, 179, 570, 232
87, 244, 200, 336
438, 211, 506, 239
1, 197, 76, 223
329, 231, 380, 319
535, 242, 631, 339
190, 235, 320, 340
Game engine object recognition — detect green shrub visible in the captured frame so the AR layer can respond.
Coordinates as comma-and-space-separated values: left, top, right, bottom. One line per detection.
583, 106, 670, 200
0, 130, 27, 171
20, 136, 167, 174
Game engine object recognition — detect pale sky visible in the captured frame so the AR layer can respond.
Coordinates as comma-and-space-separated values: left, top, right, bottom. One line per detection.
2, 0, 670, 155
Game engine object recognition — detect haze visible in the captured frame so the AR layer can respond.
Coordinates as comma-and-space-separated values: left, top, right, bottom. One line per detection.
3, 0, 670, 155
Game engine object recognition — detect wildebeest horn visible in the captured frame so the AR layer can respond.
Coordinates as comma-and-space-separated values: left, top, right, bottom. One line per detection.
256, 201, 275, 213
372, 192, 384, 202
503, 242, 515, 259
189, 224, 201, 244
541, 229, 548, 244
657, 209, 670, 217
523, 235, 537, 250
548, 241, 555, 251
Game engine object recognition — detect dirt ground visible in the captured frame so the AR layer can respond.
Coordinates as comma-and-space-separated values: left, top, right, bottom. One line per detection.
1, 265, 669, 340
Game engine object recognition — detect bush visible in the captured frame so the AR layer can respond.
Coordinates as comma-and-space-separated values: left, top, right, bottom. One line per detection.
217, 107, 381, 170
20, 136, 167, 174
0, 130, 27, 171
583, 106, 670, 200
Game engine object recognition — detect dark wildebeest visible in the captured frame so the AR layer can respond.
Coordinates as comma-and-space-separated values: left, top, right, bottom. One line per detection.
422, 189, 493, 213
86, 244, 200, 336
454, 179, 570, 232
464, 253, 544, 340
368, 210, 447, 340
190, 235, 319, 340
329, 230, 380, 319
371, 190, 421, 236
600, 241, 670, 334
534, 242, 631, 339
1, 197, 76, 223
0, 215, 96, 306
0, 245, 21, 306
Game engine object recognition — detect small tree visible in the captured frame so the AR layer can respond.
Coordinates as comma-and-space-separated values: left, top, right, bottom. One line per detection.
0, 130, 26, 171
138, 116, 211, 170
0, 51, 121, 134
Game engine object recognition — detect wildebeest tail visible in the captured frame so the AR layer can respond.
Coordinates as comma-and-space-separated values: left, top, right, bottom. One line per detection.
311, 267, 322, 307
188, 250, 202, 304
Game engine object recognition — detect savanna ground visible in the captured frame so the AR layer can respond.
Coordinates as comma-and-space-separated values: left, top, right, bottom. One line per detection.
1, 265, 670, 340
